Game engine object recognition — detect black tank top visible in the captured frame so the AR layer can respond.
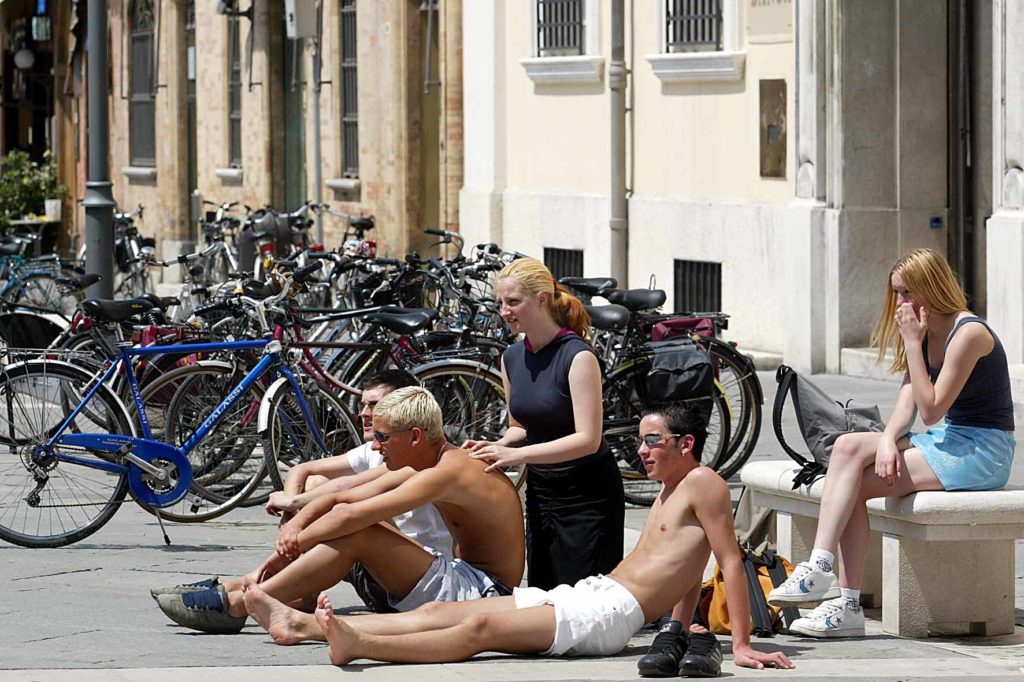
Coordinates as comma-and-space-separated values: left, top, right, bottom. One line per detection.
922, 316, 1014, 431
502, 332, 611, 471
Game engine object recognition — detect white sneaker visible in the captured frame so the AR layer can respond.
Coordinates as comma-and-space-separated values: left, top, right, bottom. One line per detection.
767, 561, 839, 607
789, 597, 865, 638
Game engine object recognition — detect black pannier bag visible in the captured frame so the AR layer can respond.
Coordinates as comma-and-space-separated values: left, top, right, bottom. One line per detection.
642, 338, 715, 417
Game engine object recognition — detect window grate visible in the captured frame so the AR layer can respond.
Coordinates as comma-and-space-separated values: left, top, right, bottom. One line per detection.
228, 16, 243, 167
544, 248, 584, 283
673, 259, 721, 313
340, 0, 359, 179
537, 0, 585, 57
129, 0, 156, 167
666, 0, 722, 53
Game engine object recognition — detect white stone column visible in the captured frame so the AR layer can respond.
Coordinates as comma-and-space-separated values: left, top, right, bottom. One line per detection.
987, 0, 1024, 370
458, 1, 506, 248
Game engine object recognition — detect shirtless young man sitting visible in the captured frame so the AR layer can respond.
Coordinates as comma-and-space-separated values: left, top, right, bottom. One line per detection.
242, 404, 795, 672
154, 387, 525, 638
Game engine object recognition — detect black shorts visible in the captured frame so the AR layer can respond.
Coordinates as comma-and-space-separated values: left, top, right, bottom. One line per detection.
344, 562, 397, 614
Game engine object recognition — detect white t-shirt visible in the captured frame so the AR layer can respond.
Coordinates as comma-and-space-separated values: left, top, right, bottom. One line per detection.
344, 442, 454, 560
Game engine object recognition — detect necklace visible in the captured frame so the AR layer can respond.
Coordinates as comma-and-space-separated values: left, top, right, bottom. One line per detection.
436, 441, 450, 463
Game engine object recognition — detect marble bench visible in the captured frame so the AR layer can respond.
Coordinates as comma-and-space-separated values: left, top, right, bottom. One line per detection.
740, 460, 1024, 637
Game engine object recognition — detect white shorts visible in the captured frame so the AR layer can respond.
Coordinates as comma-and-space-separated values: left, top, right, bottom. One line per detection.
389, 551, 513, 612
513, 575, 645, 656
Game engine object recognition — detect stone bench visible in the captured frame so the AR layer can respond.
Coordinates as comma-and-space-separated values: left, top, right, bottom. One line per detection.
740, 460, 1024, 637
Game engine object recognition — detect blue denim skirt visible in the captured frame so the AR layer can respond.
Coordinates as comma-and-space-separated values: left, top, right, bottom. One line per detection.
909, 422, 1016, 491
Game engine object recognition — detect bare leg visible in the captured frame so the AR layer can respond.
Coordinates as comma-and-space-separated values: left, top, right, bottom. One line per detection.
315, 593, 556, 665
812, 432, 887, 553
836, 447, 942, 588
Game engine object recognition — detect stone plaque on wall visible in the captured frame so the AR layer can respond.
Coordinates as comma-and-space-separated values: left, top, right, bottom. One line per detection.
760, 79, 787, 178
747, 0, 793, 43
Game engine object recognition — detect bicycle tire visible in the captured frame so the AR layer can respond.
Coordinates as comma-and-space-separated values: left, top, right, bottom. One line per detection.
705, 340, 763, 480
261, 380, 363, 491
412, 360, 526, 490
0, 360, 134, 547
136, 361, 268, 522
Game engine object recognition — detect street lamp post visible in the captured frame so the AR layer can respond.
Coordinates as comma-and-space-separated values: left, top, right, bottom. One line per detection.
82, 0, 115, 298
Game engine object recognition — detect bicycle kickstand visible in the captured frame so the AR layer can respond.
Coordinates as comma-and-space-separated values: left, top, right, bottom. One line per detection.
154, 508, 172, 546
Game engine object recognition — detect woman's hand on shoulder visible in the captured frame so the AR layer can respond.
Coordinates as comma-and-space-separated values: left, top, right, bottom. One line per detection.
461, 439, 492, 452
895, 303, 928, 347
874, 435, 901, 485
468, 443, 523, 472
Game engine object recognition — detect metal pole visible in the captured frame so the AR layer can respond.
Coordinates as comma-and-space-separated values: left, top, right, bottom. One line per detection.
83, 0, 115, 298
609, 0, 628, 286
312, 1, 324, 245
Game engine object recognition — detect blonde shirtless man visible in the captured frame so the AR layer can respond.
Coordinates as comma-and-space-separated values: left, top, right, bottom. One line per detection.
155, 387, 525, 637
242, 403, 795, 672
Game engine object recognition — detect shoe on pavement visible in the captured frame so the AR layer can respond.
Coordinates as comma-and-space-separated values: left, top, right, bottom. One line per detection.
156, 585, 246, 634
637, 621, 688, 677
766, 561, 838, 607
149, 576, 221, 601
788, 597, 865, 638
678, 630, 723, 678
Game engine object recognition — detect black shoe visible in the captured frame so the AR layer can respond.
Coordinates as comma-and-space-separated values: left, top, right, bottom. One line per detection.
637, 621, 689, 677
678, 630, 723, 678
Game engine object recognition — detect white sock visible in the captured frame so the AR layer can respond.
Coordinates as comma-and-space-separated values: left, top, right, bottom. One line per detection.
840, 588, 861, 611
808, 548, 835, 574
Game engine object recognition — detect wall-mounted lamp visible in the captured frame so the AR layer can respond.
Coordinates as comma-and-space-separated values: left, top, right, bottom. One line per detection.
216, 0, 253, 21
13, 48, 35, 71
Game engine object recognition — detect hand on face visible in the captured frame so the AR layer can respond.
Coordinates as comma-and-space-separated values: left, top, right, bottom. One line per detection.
895, 302, 928, 346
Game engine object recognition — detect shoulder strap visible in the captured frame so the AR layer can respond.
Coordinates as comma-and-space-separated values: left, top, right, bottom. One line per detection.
761, 549, 801, 629
743, 550, 777, 638
772, 366, 811, 465
943, 316, 989, 350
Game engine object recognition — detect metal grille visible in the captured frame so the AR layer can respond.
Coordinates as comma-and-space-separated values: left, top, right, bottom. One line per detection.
129, 0, 156, 167
340, 0, 359, 179
228, 16, 243, 167
673, 259, 721, 313
666, 0, 722, 52
544, 248, 584, 282
537, 0, 585, 57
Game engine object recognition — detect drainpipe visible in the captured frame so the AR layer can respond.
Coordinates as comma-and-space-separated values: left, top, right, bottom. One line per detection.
82, 0, 114, 298
312, 1, 324, 244
609, 0, 628, 286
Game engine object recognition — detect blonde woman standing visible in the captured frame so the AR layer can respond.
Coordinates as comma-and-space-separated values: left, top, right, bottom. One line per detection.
465, 258, 625, 589
767, 248, 1015, 637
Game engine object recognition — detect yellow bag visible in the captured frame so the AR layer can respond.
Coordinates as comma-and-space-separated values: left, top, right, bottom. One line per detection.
698, 546, 796, 637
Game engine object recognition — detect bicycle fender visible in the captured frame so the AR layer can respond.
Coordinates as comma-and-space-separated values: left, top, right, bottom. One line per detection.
257, 376, 291, 435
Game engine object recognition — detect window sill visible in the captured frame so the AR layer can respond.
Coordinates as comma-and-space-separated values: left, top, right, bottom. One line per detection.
645, 51, 746, 83
519, 56, 605, 85
327, 178, 361, 192
122, 166, 157, 183
215, 167, 244, 184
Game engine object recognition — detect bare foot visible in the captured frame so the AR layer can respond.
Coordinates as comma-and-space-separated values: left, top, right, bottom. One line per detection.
243, 586, 317, 645
315, 593, 360, 666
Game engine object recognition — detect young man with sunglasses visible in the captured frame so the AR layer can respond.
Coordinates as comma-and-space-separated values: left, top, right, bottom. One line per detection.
235, 404, 793, 674
153, 387, 525, 640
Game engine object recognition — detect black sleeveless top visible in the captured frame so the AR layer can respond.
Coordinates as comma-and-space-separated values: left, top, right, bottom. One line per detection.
502, 332, 611, 470
922, 316, 1014, 431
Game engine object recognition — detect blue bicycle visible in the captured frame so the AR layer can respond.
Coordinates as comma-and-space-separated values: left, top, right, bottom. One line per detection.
0, 264, 359, 547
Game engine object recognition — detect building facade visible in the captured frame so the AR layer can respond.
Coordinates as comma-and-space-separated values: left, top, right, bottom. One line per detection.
462, 0, 1003, 378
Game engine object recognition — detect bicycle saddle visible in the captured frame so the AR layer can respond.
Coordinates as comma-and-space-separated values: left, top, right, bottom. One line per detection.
379, 305, 438, 321
365, 310, 433, 335
55, 273, 102, 290
559, 277, 618, 297
81, 298, 154, 323
0, 242, 21, 256
603, 288, 666, 312
348, 216, 375, 231
585, 304, 631, 331
140, 293, 181, 311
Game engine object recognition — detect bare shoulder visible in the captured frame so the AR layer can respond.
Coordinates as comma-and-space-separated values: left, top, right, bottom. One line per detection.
953, 318, 996, 350
682, 467, 731, 507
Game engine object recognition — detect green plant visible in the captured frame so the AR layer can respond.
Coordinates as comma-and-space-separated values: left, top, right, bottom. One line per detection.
0, 150, 65, 228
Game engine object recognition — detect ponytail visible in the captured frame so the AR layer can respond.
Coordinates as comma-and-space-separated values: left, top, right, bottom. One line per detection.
550, 281, 591, 341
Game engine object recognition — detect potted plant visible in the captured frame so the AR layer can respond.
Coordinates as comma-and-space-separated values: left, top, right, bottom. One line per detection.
0, 149, 65, 229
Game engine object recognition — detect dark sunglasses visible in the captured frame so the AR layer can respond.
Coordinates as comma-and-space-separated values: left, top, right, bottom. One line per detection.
639, 433, 682, 448
372, 428, 411, 443
359, 400, 378, 412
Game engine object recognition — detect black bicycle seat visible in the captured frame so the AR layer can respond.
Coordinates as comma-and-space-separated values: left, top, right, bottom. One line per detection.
140, 293, 181, 311
586, 304, 631, 331
55, 273, 102, 290
560, 277, 618, 297
81, 298, 154, 323
0, 243, 21, 256
603, 288, 666, 312
379, 305, 438, 321
365, 310, 433, 335
348, 216, 375, 231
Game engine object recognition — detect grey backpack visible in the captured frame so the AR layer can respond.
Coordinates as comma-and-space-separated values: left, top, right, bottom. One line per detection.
772, 365, 884, 488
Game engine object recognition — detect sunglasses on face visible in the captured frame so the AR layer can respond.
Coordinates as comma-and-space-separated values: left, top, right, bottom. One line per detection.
372, 428, 411, 443
639, 433, 682, 448
359, 401, 378, 413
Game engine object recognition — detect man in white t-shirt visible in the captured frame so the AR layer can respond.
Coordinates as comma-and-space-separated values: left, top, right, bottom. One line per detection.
264, 370, 453, 611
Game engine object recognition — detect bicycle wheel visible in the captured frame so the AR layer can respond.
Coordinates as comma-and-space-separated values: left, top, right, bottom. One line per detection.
412, 361, 525, 489
705, 340, 763, 480
603, 363, 730, 507
141, 361, 267, 522
262, 381, 363, 491
0, 360, 134, 547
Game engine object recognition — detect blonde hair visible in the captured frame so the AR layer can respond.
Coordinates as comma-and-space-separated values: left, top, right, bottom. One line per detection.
373, 386, 444, 440
497, 258, 591, 340
870, 248, 969, 374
